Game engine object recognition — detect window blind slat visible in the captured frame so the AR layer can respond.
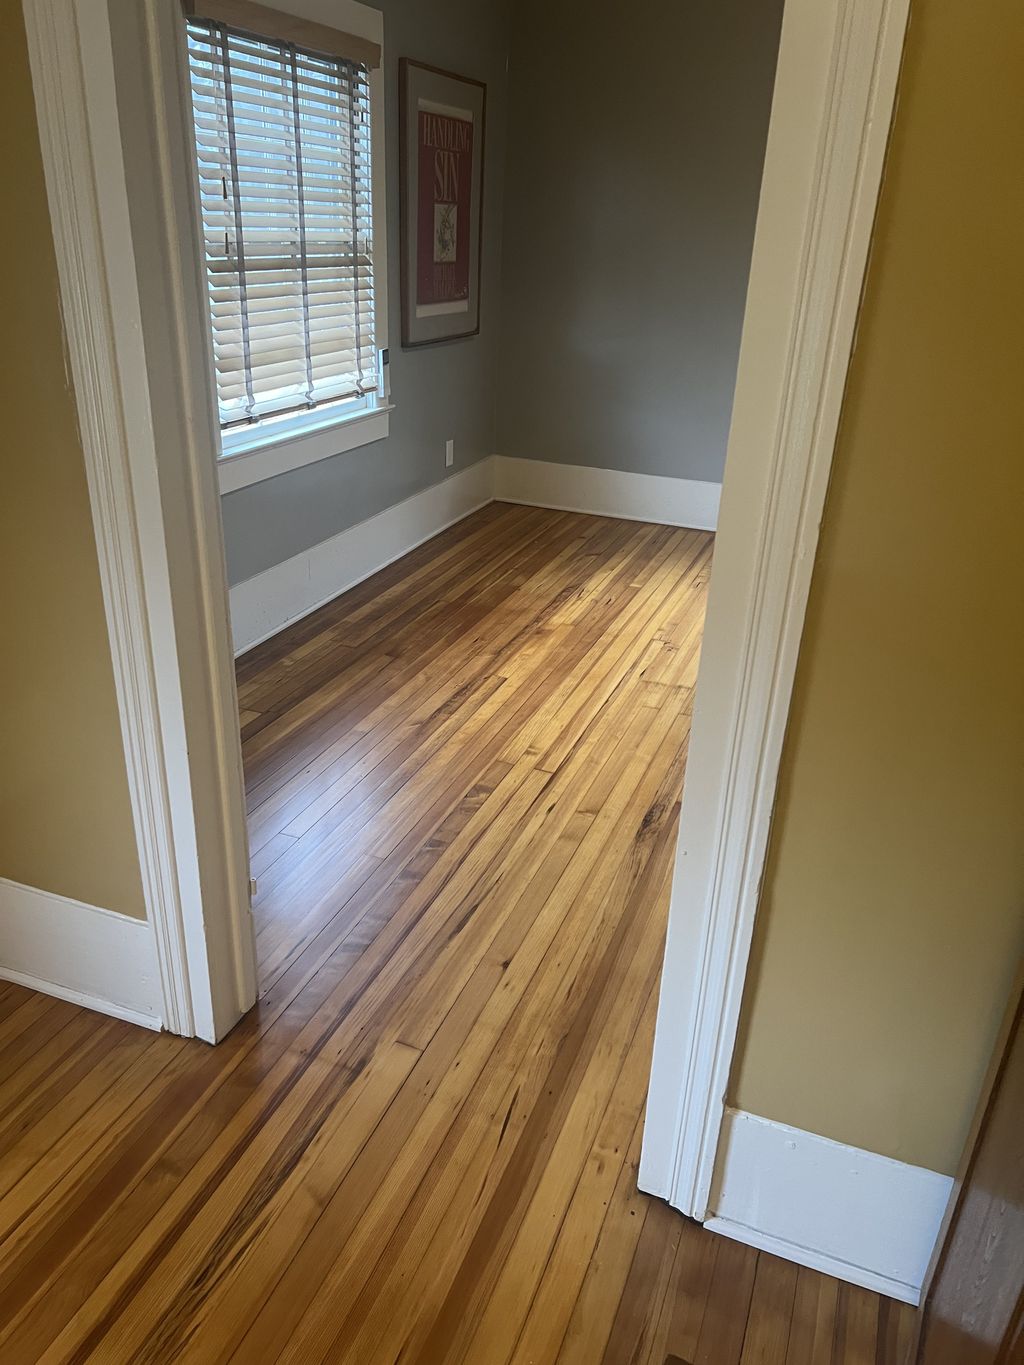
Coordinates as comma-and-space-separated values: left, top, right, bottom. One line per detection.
186, 17, 376, 428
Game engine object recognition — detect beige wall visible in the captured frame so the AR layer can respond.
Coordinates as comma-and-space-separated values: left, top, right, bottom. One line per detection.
0, 13, 145, 919
731, 0, 1024, 1176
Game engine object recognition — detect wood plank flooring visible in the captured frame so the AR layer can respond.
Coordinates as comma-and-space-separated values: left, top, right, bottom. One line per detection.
0, 503, 916, 1363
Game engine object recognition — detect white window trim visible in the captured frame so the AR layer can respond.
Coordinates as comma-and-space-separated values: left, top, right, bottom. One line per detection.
185, 0, 391, 494
218, 396, 394, 493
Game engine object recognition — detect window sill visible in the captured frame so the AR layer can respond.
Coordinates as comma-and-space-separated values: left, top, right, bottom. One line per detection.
217, 401, 393, 495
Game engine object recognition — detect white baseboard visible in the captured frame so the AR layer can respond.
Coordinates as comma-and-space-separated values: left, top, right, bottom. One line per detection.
229, 458, 496, 655
0, 878, 163, 1029
493, 455, 721, 531
706, 1108, 952, 1304
228, 455, 722, 654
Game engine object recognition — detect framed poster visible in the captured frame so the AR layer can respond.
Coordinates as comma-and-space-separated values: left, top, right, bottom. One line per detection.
399, 59, 486, 346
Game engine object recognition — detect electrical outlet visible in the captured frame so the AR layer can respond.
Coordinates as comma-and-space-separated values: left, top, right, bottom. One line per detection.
445, 438, 454, 468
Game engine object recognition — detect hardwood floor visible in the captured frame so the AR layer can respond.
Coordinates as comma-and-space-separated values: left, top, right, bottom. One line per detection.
0, 503, 915, 1363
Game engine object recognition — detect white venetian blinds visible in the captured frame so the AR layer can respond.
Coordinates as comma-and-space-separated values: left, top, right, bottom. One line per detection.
186, 19, 376, 428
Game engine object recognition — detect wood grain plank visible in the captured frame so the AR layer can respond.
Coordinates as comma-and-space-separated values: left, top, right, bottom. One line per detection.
693, 1234, 759, 1365
660, 1216, 720, 1363
833, 1283, 880, 1365
740, 1253, 799, 1364
786, 1266, 840, 1365
599, 1193, 686, 1365
555, 1111, 654, 1365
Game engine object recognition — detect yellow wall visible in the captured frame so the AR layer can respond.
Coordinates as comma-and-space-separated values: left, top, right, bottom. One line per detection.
731, 0, 1024, 1176
0, 13, 145, 919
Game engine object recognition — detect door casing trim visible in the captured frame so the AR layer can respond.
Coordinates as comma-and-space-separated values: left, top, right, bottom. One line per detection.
23, 0, 257, 1040
639, 0, 911, 1216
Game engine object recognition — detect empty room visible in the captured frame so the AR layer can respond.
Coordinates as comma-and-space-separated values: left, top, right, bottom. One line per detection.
1, 0, 1021, 1361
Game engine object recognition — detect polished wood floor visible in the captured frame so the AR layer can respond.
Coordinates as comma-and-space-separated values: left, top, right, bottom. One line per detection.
0, 503, 915, 1362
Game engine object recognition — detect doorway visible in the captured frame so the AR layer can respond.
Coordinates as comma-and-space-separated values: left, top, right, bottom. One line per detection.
25, 0, 910, 1307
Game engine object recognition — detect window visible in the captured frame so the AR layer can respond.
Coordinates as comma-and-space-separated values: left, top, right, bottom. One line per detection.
184, 4, 387, 484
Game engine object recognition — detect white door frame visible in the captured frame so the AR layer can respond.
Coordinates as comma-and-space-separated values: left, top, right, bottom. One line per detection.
23, 0, 257, 1042
639, 0, 910, 1217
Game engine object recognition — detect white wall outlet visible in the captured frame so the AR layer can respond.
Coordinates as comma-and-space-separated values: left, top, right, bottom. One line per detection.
445, 438, 454, 468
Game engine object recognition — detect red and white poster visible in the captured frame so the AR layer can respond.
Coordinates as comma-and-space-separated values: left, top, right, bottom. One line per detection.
401, 60, 485, 346
415, 102, 474, 314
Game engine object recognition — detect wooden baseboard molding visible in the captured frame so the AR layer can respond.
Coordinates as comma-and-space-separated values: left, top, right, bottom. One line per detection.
493, 455, 721, 531
0, 878, 162, 1029
228, 458, 496, 654
706, 1108, 953, 1304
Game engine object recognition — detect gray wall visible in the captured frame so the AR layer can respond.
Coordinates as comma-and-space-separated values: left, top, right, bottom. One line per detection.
496, 0, 783, 485
221, 0, 513, 586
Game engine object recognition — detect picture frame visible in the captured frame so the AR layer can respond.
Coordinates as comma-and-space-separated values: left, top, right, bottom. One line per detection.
399, 58, 486, 347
